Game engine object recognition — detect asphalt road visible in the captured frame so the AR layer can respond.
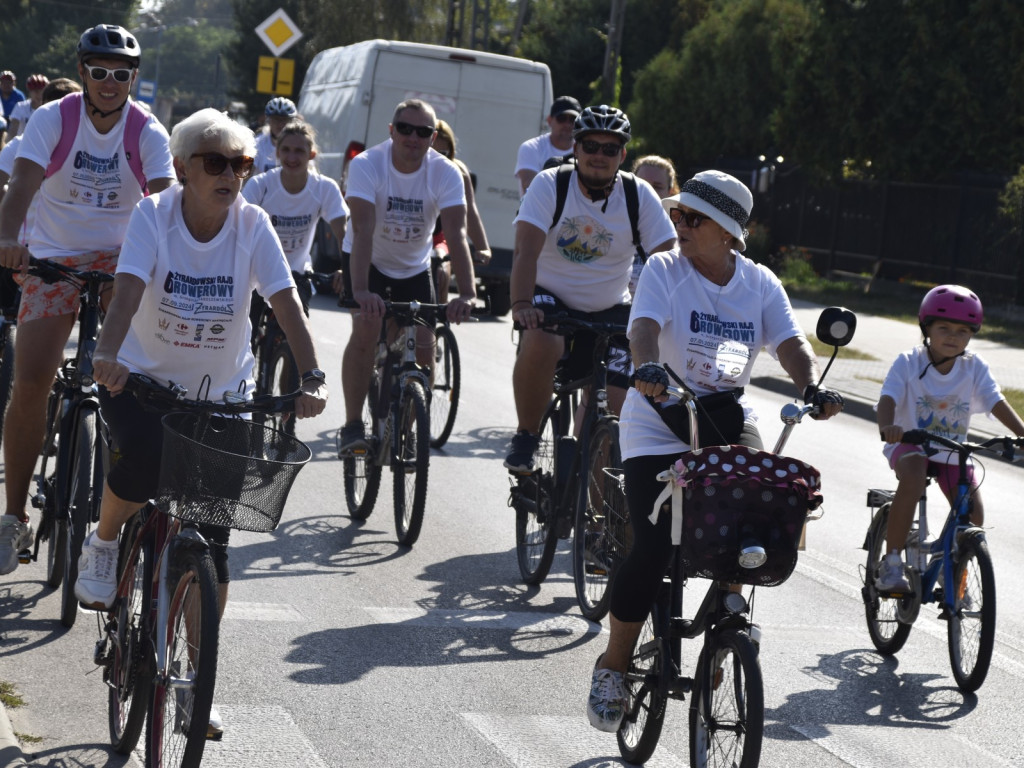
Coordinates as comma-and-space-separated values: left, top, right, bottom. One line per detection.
3, 293, 1024, 767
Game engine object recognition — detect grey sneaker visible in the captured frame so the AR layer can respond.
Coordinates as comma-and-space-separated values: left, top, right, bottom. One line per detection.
74, 531, 119, 609
875, 551, 911, 593
587, 658, 627, 732
504, 430, 540, 473
337, 420, 369, 457
0, 515, 33, 575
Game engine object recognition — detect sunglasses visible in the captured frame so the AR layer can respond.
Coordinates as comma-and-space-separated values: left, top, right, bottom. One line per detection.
191, 152, 255, 179
579, 139, 623, 157
394, 121, 436, 138
86, 66, 134, 83
553, 113, 576, 124
669, 208, 710, 229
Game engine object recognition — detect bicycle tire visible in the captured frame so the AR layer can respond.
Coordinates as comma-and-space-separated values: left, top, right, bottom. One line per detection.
947, 532, 996, 692
43, 476, 64, 589
268, 340, 298, 437
429, 325, 460, 449
146, 546, 219, 768
515, 399, 561, 584
393, 380, 430, 547
617, 614, 667, 764
107, 513, 152, 754
344, 375, 382, 520
862, 504, 913, 654
0, 323, 14, 448
573, 418, 621, 622
689, 629, 764, 768
56, 408, 97, 629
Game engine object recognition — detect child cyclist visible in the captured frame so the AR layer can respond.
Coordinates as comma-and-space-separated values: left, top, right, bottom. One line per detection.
875, 284, 1024, 592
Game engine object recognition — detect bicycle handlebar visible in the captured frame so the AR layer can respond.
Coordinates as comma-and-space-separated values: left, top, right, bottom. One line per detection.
123, 372, 299, 414
513, 311, 628, 341
897, 429, 1024, 462
25, 256, 116, 287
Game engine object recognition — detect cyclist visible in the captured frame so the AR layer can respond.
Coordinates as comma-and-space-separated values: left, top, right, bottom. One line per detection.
0, 24, 175, 576
5, 74, 48, 140
504, 105, 676, 473
874, 285, 1024, 592
336, 98, 476, 455
514, 95, 581, 198
0, 71, 24, 124
430, 118, 490, 302
631, 154, 678, 199
242, 119, 348, 321
253, 96, 297, 174
586, 170, 844, 731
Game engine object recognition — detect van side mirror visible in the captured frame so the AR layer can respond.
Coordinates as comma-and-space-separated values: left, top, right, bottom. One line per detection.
815, 306, 856, 347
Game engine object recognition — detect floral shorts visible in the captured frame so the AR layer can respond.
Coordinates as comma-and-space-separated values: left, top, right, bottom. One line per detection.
17, 250, 119, 324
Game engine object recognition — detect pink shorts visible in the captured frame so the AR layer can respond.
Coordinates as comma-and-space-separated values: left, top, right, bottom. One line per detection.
17, 251, 119, 324
889, 442, 976, 497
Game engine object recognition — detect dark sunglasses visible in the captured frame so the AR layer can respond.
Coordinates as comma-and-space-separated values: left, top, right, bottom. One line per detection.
86, 66, 134, 83
554, 113, 576, 124
579, 139, 623, 157
191, 152, 255, 179
394, 121, 436, 138
669, 208, 709, 229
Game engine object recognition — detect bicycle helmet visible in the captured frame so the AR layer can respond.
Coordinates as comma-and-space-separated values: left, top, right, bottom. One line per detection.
573, 105, 631, 143
265, 97, 297, 117
77, 24, 141, 67
919, 284, 983, 332
26, 74, 48, 91
0, 71, 14, 82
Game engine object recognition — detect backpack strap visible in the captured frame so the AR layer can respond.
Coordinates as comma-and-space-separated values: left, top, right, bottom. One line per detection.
123, 102, 148, 194
619, 171, 647, 263
549, 163, 574, 230
44, 93, 82, 179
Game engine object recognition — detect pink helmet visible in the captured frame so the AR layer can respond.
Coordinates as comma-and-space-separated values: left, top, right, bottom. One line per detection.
919, 284, 983, 332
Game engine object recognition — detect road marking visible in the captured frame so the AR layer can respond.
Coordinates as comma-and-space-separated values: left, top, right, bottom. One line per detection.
198, 705, 328, 767
364, 606, 600, 635
222, 602, 305, 621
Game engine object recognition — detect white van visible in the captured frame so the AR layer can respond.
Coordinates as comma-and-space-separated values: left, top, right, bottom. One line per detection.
297, 39, 553, 315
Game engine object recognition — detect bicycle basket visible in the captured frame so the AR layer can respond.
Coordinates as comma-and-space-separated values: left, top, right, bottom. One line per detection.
674, 445, 822, 586
156, 411, 311, 532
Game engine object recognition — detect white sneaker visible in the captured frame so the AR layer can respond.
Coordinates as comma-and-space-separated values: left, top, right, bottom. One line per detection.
587, 657, 627, 732
0, 515, 33, 575
207, 704, 224, 740
875, 551, 911, 593
74, 532, 119, 609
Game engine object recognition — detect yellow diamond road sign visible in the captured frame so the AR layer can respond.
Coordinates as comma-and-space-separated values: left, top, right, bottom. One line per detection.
255, 8, 303, 57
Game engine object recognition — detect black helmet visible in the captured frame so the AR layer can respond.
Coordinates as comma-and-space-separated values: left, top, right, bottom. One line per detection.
573, 105, 631, 143
78, 24, 141, 67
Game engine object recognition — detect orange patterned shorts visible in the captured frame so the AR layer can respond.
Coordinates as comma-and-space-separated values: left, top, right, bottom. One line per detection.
17, 250, 119, 324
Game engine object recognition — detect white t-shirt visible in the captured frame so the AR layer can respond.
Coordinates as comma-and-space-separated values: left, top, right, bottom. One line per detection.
345, 140, 465, 279
879, 345, 1003, 465
514, 134, 571, 177
242, 167, 349, 272
115, 184, 295, 397
8, 99, 32, 136
17, 97, 174, 259
514, 168, 676, 312
253, 129, 277, 174
0, 135, 36, 245
619, 251, 804, 459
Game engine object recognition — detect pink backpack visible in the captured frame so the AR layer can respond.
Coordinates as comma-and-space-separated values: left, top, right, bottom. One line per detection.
44, 92, 148, 193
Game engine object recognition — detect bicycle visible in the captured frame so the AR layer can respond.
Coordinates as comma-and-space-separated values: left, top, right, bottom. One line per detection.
861, 430, 1021, 692
14, 257, 113, 628
428, 251, 461, 449
339, 299, 443, 547
616, 305, 855, 767
506, 312, 628, 621
94, 372, 310, 767
0, 270, 20, 445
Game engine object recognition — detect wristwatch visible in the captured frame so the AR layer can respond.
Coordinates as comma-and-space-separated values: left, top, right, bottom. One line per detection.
301, 368, 327, 385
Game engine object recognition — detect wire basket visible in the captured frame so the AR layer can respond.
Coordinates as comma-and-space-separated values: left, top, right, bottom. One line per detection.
156, 411, 311, 532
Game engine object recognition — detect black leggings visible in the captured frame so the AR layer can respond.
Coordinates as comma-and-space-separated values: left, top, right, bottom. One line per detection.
609, 423, 763, 623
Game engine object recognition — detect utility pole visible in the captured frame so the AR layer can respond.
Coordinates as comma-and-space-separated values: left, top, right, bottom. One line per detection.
601, 0, 628, 104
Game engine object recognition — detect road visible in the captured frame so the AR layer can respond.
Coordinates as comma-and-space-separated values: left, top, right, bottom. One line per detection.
3, 292, 1024, 767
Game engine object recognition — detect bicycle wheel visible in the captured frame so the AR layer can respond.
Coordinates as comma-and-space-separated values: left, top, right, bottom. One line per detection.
107, 513, 152, 754
948, 532, 996, 692
0, 323, 14, 448
573, 418, 621, 622
617, 614, 667, 764
429, 325, 460, 449
343, 375, 382, 520
689, 629, 764, 768
862, 504, 913, 654
146, 546, 219, 768
56, 407, 97, 628
393, 380, 430, 547
268, 340, 298, 437
514, 399, 560, 584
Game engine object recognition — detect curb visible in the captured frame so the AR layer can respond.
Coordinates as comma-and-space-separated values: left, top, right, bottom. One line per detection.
0, 701, 26, 768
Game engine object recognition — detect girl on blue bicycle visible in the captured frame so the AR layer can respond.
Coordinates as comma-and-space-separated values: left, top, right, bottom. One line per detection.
875, 285, 1024, 592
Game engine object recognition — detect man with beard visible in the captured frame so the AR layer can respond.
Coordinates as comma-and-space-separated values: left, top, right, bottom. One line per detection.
504, 105, 676, 473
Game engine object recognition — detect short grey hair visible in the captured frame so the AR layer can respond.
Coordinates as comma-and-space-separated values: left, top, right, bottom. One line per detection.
168, 108, 256, 162
391, 99, 436, 127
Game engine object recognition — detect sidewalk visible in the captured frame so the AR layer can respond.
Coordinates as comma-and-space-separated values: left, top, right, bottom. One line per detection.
753, 300, 1024, 440
1, 701, 26, 768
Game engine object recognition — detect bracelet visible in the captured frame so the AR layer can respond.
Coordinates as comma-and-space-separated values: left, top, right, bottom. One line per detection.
635, 361, 664, 370
512, 300, 533, 310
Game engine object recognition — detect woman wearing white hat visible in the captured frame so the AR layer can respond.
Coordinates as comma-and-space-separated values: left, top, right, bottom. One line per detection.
586, 170, 845, 732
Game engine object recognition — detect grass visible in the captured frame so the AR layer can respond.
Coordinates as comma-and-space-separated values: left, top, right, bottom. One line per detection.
0, 681, 23, 709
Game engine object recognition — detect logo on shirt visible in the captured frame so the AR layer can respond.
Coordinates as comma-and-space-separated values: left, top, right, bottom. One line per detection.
555, 216, 613, 264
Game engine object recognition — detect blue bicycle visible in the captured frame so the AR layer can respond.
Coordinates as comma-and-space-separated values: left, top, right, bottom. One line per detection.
862, 430, 1023, 692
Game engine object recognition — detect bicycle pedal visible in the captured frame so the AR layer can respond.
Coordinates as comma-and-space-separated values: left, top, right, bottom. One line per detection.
206, 727, 224, 741
17, 548, 32, 564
